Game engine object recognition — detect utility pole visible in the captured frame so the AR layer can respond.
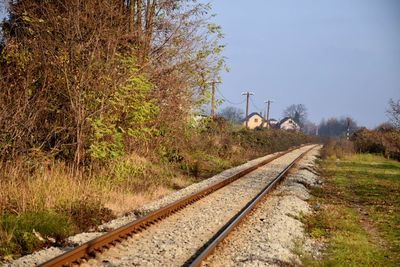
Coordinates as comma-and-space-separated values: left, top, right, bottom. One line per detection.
264, 100, 273, 129
209, 81, 221, 119
211, 81, 216, 118
242, 91, 254, 128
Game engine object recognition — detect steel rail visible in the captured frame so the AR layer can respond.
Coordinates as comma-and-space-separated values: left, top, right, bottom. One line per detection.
39, 146, 303, 267
187, 145, 316, 267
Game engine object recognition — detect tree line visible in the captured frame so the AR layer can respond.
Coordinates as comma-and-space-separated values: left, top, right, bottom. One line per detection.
218, 98, 400, 138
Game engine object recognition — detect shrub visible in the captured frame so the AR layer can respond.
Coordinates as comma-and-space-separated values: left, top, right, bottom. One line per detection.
321, 139, 354, 159
181, 151, 231, 178
351, 128, 400, 160
351, 128, 385, 154
57, 199, 114, 232
0, 211, 74, 257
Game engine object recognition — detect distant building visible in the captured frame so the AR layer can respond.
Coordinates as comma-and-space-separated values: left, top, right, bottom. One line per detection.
268, 118, 279, 129
243, 112, 267, 129
242, 114, 300, 131
279, 117, 300, 131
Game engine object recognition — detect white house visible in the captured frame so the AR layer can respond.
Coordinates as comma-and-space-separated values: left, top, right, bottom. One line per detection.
243, 113, 301, 131
279, 117, 300, 131
243, 112, 267, 129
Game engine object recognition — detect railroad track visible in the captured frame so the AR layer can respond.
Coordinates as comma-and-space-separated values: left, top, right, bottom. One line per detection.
40, 145, 316, 267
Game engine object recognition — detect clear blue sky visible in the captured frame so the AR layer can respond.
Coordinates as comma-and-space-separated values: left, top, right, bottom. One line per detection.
1, 1, 399, 128
206, 0, 400, 128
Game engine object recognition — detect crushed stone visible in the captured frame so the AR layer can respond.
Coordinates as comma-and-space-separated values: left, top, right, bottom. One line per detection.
98, 150, 284, 231
203, 146, 322, 266
82, 146, 313, 266
3, 247, 72, 267
66, 232, 105, 246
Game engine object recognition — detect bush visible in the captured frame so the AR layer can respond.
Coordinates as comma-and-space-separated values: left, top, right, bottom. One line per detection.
0, 211, 74, 257
351, 129, 385, 154
321, 139, 354, 159
57, 200, 114, 232
351, 128, 400, 160
180, 151, 231, 178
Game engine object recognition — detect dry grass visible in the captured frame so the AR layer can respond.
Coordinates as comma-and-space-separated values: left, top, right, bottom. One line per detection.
103, 187, 173, 216
320, 139, 354, 159
0, 155, 189, 217
0, 160, 100, 214
0, 155, 194, 259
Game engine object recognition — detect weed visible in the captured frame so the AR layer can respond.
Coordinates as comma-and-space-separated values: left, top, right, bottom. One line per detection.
320, 139, 354, 159
351, 128, 400, 160
0, 211, 74, 258
183, 152, 231, 178
57, 199, 115, 232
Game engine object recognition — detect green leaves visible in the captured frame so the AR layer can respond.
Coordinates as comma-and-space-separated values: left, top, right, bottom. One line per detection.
88, 118, 124, 160
88, 57, 159, 161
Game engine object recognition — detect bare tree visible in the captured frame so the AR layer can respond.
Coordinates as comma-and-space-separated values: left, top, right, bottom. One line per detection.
302, 120, 317, 135
318, 117, 358, 137
387, 98, 400, 128
218, 106, 244, 124
282, 104, 308, 127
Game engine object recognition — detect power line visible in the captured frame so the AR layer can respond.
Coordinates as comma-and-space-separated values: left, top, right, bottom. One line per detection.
250, 97, 263, 112
216, 89, 246, 105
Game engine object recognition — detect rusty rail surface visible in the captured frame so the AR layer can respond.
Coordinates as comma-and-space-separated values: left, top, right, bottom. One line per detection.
39, 146, 304, 267
187, 145, 316, 267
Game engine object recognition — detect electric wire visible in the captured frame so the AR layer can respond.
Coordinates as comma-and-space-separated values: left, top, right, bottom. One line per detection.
216, 88, 246, 106
250, 97, 264, 112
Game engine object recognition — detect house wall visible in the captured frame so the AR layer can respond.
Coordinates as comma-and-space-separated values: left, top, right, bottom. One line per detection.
280, 119, 300, 131
243, 115, 264, 129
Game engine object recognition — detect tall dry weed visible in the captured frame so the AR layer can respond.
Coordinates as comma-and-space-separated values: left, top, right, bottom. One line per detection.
0, 160, 100, 215
321, 139, 354, 159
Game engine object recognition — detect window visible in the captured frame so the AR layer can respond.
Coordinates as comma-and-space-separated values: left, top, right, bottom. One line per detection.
254, 118, 258, 122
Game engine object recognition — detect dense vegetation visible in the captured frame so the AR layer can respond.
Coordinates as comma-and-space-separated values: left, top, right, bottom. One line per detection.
0, 0, 227, 167
318, 120, 400, 161
351, 125, 400, 160
318, 117, 358, 138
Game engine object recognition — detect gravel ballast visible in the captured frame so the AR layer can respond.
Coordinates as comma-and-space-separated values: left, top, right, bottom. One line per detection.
202, 147, 321, 266
98, 149, 287, 231
83, 145, 314, 266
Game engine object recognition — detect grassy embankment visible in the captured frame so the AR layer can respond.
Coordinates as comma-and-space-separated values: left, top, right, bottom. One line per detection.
0, 126, 313, 261
302, 141, 400, 266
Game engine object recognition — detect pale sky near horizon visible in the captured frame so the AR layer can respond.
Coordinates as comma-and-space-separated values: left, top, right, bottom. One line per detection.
206, 0, 400, 128
1, 1, 399, 128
